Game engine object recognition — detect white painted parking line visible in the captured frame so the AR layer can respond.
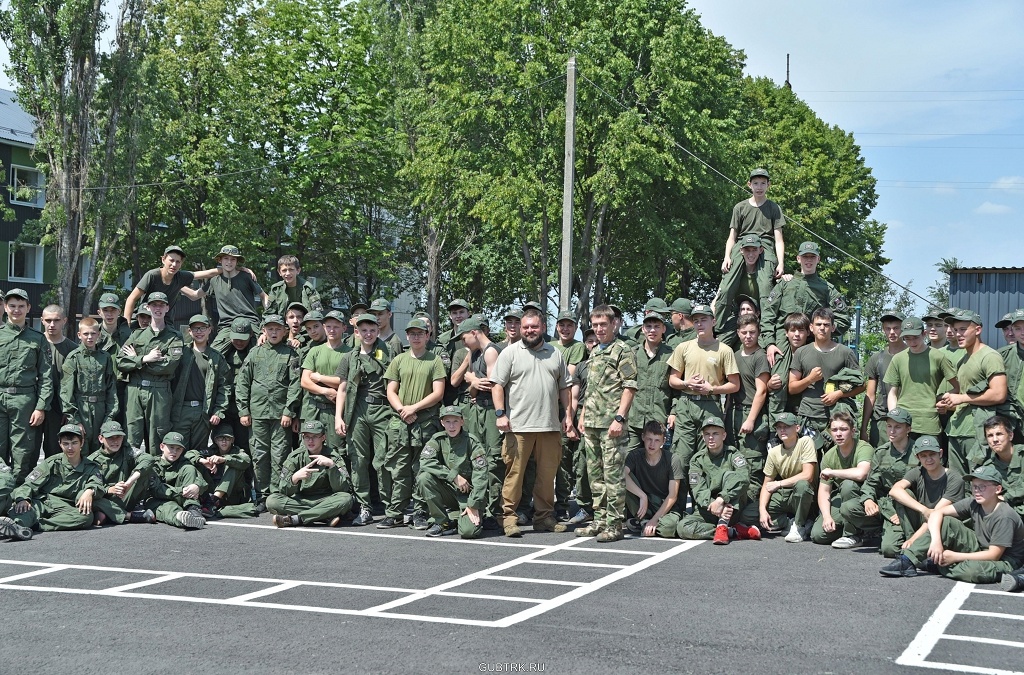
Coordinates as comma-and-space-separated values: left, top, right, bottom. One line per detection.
0, 535, 701, 627
570, 546, 658, 555
897, 581, 1024, 675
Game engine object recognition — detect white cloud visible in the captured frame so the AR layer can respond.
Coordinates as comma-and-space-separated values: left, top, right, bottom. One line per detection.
974, 201, 1012, 215
991, 176, 1024, 195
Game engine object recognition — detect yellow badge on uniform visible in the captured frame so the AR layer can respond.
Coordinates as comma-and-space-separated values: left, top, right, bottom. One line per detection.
375, 349, 383, 361
824, 382, 837, 395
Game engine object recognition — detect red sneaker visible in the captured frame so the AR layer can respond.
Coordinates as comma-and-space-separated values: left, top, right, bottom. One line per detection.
713, 524, 730, 545
734, 523, 761, 541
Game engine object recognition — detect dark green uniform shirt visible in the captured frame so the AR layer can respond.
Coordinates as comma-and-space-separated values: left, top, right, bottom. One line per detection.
418, 430, 489, 510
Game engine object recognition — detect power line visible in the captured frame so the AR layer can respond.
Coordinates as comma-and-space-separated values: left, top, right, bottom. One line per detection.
806, 98, 1024, 103
856, 132, 1024, 137
801, 89, 1024, 93
577, 73, 934, 309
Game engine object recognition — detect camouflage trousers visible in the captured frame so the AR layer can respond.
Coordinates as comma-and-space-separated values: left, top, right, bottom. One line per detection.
582, 426, 628, 528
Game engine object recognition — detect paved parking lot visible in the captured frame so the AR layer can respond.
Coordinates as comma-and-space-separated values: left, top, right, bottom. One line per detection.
0, 515, 1018, 674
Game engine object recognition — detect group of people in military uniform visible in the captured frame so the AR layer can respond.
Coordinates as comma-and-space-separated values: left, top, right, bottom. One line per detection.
1, 169, 1023, 593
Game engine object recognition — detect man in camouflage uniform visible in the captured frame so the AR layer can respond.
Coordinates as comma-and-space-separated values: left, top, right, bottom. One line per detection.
116, 291, 184, 455
0, 288, 53, 485
577, 305, 638, 543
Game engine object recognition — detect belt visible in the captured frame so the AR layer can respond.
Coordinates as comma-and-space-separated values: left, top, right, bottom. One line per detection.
360, 394, 385, 405
130, 378, 170, 388
681, 393, 716, 401
187, 400, 202, 408
0, 386, 34, 395
313, 400, 335, 411
473, 398, 494, 409
84, 395, 100, 403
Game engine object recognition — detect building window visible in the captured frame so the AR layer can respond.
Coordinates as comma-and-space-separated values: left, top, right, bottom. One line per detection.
9, 165, 45, 208
9, 243, 44, 283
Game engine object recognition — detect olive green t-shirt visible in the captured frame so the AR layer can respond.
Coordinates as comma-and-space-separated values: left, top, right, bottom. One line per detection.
729, 199, 784, 252
384, 351, 447, 416
820, 440, 873, 490
791, 342, 859, 420
883, 347, 957, 435
667, 340, 738, 394
735, 347, 770, 409
949, 345, 1005, 437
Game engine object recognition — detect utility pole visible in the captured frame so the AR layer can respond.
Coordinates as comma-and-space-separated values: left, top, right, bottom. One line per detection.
559, 56, 577, 314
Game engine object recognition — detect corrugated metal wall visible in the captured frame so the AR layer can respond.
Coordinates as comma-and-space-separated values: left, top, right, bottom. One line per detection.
949, 269, 1024, 348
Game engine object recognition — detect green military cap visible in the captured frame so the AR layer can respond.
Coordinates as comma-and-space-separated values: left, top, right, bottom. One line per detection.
944, 309, 982, 325
212, 422, 235, 439
583, 327, 595, 339
701, 416, 726, 430
749, 168, 770, 180
995, 313, 1014, 329
880, 310, 905, 323
188, 314, 211, 326
369, 298, 392, 312
1011, 309, 1024, 324
669, 298, 692, 314
163, 245, 185, 258
412, 311, 431, 320
454, 317, 483, 339
58, 423, 85, 438
642, 310, 666, 325
350, 300, 369, 313
522, 301, 545, 314
162, 431, 186, 447
689, 304, 714, 318
738, 234, 762, 248
405, 317, 429, 332
922, 309, 944, 322
147, 291, 169, 304
900, 317, 925, 337
913, 435, 942, 455
98, 292, 120, 309
286, 302, 308, 315
736, 294, 759, 310
885, 407, 913, 425
797, 241, 820, 256
607, 304, 624, 319
448, 298, 470, 311
136, 303, 152, 317
99, 420, 126, 437
504, 309, 523, 320
774, 412, 800, 427
644, 298, 669, 312
937, 307, 960, 320
214, 245, 244, 263
4, 288, 29, 302
556, 310, 577, 324
229, 317, 253, 339
355, 313, 379, 326
300, 420, 325, 435
262, 314, 285, 327
964, 465, 1004, 486
439, 405, 463, 419
302, 310, 325, 323
323, 310, 346, 324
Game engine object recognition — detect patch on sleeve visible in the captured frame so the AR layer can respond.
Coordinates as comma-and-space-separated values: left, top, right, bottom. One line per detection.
26, 468, 42, 482
832, 295, 848, 311
420, 444, 438, 460
280, 468, 290, 482
170, 347, 183, 356
731, 455, 747, 468
688, 471, 700, 485
472, 454, 487, 469
289, 357, 300, 371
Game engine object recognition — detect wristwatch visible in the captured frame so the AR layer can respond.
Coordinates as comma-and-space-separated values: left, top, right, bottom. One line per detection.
614, 414, 626, 424
495, 409, 506, 418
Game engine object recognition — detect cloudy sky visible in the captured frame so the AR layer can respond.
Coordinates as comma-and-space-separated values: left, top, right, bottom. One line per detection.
690, 0, 1024, 311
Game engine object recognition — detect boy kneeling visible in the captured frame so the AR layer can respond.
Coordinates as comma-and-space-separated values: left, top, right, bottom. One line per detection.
415, 405, 489, 538
623, 421, 684, 538
268, 420, 354, 528
881, 465, 1024, 585
759, 412, 817, 543
678, 417, 759, 544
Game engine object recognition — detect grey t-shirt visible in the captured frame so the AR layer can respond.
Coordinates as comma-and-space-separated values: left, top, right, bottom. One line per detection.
952, 498, 1024, 563
902, 466, 964, 509
492, 340, 570, 433
791, 342, 860, 420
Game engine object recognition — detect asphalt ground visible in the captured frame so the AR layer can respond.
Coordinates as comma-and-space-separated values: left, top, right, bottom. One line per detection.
0, 513, 1020, 675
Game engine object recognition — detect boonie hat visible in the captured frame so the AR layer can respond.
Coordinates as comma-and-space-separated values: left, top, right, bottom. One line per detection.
214, 245, 244, 263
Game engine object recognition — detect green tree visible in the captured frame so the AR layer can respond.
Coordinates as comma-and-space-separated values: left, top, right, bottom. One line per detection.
926, 256, 962, 311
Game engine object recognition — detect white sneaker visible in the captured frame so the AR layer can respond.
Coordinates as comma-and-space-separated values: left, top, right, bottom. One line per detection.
785, 522, 805, 543
831, 535, 862, 549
